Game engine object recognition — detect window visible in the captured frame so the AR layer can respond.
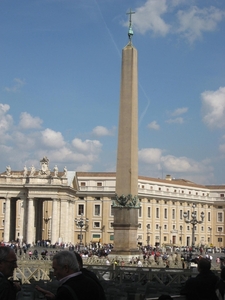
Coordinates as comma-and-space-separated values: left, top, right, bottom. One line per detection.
173, 225, 175, 230
147, 207, 151, 218
187, 211, 190, 219
94, 204, 100, 216
110, 222, 113, 228
156, 224, 159, 229
94, 222, 100, 228
164, 236, 167, 241
3, 202, 6, 214
164, 208, 167, 219
78, 234, 83, 241
201, 226, 204, 231
138, 223, 141, 229
110, 205, 114, 216
97, 182, 102, 186
208, 212, 211, 222
172, 209, 175, 219
187, 226, 190, 230
159, 187, 161, 191
81, 182, 86, 186
78, 204, 84, 215
218, 212, 223, 222
221, 194, 224, 198
218, 238, 223, 242
164, 225, 167, 229
218, 227, 223, 233
142, 185, 144, 189
180, 210, 183, 220
139, 206, 142, 217
156, 208, 159, 218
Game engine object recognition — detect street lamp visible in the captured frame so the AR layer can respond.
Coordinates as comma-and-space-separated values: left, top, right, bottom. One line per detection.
43, 211, 51, 240
75, 214, 89, 246
180, 225, 183, 246
183, 204, 204, 249
159, 226, 162, 247
146, 224, 150, 246
208, 227, 212, 246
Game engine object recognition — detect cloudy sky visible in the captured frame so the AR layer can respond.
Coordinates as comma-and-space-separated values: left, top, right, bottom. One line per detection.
0, 0, 224, 185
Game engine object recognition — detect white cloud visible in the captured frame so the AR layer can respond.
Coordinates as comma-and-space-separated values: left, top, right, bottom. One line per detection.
133, 0, 170, 36
131, 1, 225, 43
0, 104, 13, 137
41, 128, 65, 148
72, 138, 102, 153
92, 126, 113, 136
201, 86, 225, 129
147, 121, 160, 130
176, 6, 225, 43
139, 148, 163, 164
19, 112, 43, 129
161, 155, 201, 173
4, 78, 26, 93
171, 107, 188, 116
166, 117, 184, 124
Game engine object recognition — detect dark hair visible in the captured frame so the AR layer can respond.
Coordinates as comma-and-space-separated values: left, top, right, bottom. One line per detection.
0, 246, 12, 262
198, 258, 211, 272
74, 252, 83, 268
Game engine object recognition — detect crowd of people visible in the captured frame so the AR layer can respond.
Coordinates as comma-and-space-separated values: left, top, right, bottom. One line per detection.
1, 242, 225, 299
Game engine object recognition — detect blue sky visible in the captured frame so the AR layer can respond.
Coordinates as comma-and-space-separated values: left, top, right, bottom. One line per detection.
0, 0, 224, 185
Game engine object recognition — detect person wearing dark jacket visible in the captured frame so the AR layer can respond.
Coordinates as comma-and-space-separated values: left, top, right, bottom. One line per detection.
180, 258, 219, 300
0, 246, 20, 300
74, 251, 106, 300
36, 250, 105, 300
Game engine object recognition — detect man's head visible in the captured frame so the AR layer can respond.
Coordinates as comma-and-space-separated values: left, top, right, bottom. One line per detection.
52, 251, 79, 280
198, 258, 211, 273
0, 247, 18, 278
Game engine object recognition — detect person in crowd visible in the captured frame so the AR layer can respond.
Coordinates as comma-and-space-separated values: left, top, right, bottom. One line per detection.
36, 250, 105, 300
0, 246, 21, 300
216, 267, 225, 300
74, 252, 106, 300
180, 258, 219, 300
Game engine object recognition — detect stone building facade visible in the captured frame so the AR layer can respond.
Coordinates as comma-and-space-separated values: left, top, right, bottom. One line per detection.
0, 158, 225, 248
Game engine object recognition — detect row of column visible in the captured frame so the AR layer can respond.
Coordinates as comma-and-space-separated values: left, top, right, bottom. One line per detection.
3, 197, 75, 245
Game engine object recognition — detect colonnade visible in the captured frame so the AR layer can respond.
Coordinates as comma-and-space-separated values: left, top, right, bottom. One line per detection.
3, 197, 75, 245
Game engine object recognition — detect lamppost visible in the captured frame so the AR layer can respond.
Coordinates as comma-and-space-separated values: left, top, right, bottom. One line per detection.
208, 227, 212, 246
43, 210, 51, 240
180, 225, 183, 246
159, 226, 162, 247
218, 227, 222, 248
75, 214, 89, 246
146, 224, 150, 246
183, 204, 204, 249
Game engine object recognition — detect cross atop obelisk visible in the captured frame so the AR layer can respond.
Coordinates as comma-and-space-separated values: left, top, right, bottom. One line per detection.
112, 10, 140, 258
126, 9, 135, 43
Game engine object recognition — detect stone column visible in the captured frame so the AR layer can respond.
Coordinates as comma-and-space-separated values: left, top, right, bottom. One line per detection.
26, 198, 35, 245
51, 198, 59, 244
19, 197, 26, 243
60, 199, 69, 243
4, 197, 10, 242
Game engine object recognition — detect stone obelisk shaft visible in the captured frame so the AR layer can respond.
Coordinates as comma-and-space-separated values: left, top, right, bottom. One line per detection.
113, 43, 139, 255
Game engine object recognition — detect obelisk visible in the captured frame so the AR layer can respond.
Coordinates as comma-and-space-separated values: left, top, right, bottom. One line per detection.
112, 10, 140, 257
